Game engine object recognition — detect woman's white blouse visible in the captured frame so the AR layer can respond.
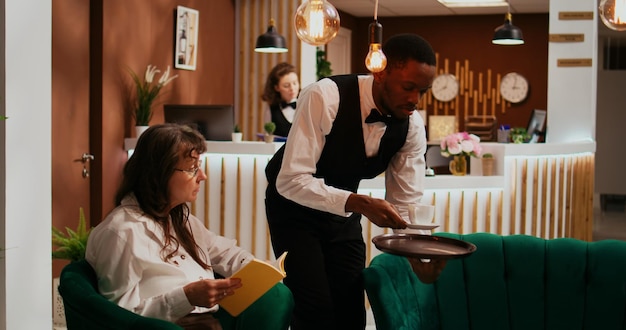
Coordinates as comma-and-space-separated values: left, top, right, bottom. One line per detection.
85, 195, 254, 322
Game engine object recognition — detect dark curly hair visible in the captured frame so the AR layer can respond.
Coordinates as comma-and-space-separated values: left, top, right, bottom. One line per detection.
261, 62, 298, 106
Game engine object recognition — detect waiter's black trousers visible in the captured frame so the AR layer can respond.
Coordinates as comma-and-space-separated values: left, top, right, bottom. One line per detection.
266, 202, 366, 330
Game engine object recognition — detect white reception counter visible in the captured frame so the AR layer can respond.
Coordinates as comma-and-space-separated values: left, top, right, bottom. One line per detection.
125, 139, 595, 262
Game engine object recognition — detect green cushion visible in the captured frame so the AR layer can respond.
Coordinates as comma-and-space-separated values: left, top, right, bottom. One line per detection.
59, 259, 181, 330
59, 260, 294, 330
363, 232, 626, 330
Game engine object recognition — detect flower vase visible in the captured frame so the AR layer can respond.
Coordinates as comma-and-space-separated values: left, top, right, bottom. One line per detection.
449, 155, 467, 176
135, 125, 149, 139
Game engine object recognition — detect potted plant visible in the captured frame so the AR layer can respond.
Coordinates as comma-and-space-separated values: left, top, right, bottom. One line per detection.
129, 64, 178, 138
232, 124, 243, 142
482, 153, 495, 176
510, 127, 530, 144
52, 207, 92, 262
264, 122, 276, 143
51, 207, 92, 327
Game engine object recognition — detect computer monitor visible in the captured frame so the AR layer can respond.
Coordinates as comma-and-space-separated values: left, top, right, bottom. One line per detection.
527, 109, 547, 143
163, 104, 234, 141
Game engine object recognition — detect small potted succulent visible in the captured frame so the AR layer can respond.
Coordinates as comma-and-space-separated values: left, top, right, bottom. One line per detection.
481, 153, 495, 176
264, 122, 276, 143
232, 124, 243, 142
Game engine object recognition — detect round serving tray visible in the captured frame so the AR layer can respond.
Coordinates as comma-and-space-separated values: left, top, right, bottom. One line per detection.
372, 233, 477, 259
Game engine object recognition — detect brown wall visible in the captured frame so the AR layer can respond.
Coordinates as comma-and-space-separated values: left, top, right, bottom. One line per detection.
52, 4, 549, 233
343, 13, 549, 132
95, 0, 235, 223
52, 0, 236, 236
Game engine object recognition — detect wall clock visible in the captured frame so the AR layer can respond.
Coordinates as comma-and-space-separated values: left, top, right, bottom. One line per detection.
500, 72, 529, 103
431, 74, 459, 102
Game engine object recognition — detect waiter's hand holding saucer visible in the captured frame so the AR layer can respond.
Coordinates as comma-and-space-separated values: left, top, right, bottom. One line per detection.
346, 193, 408, 229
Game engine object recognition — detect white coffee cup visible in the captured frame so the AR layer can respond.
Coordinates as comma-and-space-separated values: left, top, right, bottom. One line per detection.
408, 203, 435, 224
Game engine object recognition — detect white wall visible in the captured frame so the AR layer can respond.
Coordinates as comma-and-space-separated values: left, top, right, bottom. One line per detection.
547, 0, 598, 143
1, 0, 52, 329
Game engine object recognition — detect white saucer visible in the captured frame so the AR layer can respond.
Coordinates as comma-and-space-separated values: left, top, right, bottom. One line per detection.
406, 223, 440, 230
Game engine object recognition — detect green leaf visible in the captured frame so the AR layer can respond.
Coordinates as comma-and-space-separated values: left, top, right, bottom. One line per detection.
51, 207, 92, 262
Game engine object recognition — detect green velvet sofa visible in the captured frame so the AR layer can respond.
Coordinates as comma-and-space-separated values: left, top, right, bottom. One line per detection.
59, 259, 294, 330
363, 232, 626, 330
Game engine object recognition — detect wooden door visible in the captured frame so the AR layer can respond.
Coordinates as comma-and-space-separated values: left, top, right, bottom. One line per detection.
51, 0, 92, 277
327, 27, 352, 75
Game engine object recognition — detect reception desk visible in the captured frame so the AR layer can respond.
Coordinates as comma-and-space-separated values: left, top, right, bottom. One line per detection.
124, 139, 595, 262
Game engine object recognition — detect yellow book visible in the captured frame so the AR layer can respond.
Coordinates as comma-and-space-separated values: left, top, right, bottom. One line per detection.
219, 251, 287, 316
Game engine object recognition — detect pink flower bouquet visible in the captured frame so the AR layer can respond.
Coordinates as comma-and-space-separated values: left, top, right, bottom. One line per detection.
440, 132, 482, 158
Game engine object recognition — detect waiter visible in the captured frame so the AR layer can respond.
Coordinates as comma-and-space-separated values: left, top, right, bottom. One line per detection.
265, 34, 446, 330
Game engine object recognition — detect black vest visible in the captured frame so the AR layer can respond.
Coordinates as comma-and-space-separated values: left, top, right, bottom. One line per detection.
269, 103, 293, 137
265, 75, 409, 217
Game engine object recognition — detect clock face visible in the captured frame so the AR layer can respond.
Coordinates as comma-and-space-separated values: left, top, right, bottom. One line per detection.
431, 74, 459, 102
500, 72, 529, 103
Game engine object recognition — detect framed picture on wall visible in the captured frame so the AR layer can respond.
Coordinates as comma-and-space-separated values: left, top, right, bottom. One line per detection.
175, 6, 199, 71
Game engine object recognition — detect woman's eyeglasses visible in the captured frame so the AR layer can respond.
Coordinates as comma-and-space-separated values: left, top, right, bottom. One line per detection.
174, 159, 203, 177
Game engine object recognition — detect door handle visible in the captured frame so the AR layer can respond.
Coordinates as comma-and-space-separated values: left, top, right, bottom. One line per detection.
74, 153, 95, 178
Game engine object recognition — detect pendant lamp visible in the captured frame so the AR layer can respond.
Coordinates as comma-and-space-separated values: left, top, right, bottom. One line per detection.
294, 0, 340, 46
599, 0, 626, 31
255, 0, 288, 53
365, 0, 387, 73
492, 3, 524, 46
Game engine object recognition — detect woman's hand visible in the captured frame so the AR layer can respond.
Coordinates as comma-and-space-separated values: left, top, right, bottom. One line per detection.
183, 278, 243, 308
407, 257, 447, 284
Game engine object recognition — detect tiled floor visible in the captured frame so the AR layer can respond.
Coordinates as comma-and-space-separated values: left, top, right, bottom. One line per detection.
593, 195, 626, 242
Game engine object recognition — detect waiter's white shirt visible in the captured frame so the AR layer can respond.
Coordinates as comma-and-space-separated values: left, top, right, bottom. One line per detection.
86, 194, 254, 322
276, 75, 427, 224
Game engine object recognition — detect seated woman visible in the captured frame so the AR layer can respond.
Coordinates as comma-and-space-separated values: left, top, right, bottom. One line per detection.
86, 123, 292, 330
261, 62, 300, 138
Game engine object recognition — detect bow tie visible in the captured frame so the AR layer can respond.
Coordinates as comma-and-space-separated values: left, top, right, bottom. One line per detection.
365, 109, 392, 124
281, 101, 297, 109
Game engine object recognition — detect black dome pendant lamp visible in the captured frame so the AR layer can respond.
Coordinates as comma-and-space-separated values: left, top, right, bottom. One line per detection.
255, 0, 288, 53
492, 2, 524, 46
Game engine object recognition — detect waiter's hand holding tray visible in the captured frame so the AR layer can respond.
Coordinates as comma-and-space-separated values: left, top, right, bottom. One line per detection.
372, 233, 477, 259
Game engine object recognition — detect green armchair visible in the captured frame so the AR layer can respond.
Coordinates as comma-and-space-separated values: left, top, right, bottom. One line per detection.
59, 259, 294, 330
363, 232, 626, 330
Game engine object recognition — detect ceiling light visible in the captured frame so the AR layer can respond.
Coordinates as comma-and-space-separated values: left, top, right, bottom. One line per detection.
438, 0, 508, 8
492, 4, 524, 46
294, 0, 340, 46
599, 0, 626, 31
255, 0, 288, 53
365, 0, 387, 73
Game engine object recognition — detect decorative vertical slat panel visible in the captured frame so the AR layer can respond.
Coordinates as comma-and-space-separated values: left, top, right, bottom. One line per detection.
549, 158, 557, 238
509, 158, 518, 235
564, 158, 573, 237
584, 156, 595, 240
220, 158, 226, 236
520, 159, 528, 235
531, 158, 539, 237
235, 159, 242, 244
236, 0, 302, 142
251, 158, 257, 256
497, 191, 503, 235
539, 159, 550, 238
